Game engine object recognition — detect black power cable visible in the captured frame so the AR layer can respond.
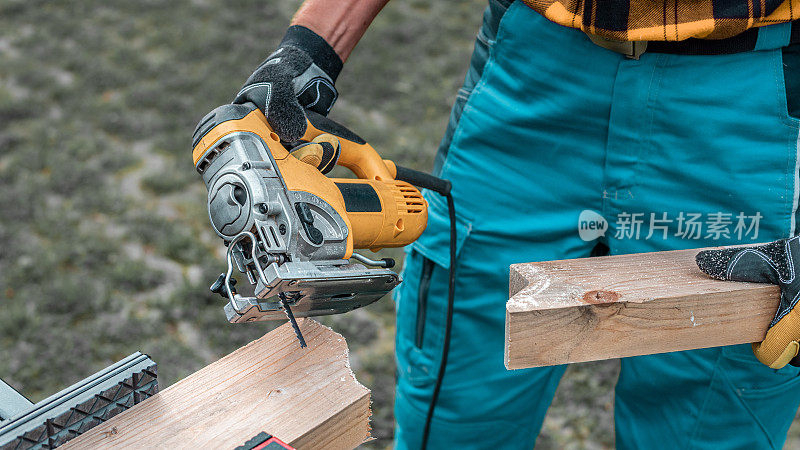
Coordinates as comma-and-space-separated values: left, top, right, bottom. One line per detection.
420, 192, 456, 449
393, 166, 456, 450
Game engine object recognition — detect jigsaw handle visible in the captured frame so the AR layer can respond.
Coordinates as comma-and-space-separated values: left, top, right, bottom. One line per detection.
301, 110, 395, 181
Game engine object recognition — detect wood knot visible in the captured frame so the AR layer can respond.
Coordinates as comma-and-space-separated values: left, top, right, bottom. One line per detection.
582, 290, 620, 305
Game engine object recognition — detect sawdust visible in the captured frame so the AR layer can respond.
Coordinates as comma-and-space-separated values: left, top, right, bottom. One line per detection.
312, 319, 366, 392
507, 264, 584, 312
312, 319, 373, 445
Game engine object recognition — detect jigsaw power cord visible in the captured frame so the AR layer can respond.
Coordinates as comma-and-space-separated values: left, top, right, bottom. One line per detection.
393, 166, 456, 450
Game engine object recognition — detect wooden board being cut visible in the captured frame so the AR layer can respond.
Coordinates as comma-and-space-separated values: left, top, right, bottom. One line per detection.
505, 248, 780, 369
64, 319, 370, 450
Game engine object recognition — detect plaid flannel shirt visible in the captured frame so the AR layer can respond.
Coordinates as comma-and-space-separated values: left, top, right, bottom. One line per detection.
523, 0, 799, 41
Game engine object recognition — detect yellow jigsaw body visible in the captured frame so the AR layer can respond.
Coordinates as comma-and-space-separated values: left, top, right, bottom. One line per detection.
192, 107, 428, 259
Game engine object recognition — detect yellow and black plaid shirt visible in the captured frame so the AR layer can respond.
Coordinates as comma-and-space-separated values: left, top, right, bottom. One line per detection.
523, 0, 799, 41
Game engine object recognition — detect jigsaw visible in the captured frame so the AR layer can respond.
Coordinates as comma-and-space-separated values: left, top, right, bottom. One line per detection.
191, 102, 449, 344
192, 102, 456, 446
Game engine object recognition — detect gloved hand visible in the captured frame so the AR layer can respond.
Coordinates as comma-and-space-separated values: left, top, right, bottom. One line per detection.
234, 25, 343, 142
696, 236, 800, 368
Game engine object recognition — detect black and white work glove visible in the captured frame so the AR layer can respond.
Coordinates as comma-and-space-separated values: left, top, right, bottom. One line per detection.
696, 237, 800, 368
234, 25, 342, 142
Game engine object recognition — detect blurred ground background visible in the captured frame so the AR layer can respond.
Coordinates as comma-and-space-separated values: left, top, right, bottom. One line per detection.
0, 1, 798, 448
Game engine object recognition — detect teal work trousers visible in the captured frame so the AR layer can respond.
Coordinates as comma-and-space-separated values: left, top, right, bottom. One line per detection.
394, 1, 800, 448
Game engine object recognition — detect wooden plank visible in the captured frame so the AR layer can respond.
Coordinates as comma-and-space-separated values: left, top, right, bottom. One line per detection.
505, 248, 780, 369
64, 319, 371, 449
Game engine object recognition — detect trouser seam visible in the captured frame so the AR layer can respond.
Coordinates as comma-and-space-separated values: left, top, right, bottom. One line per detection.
685, 350, 780, 449
686, 349, 724, 448
774, 48, 799, 237
599, 57, 622, 225
792, 126, 800, 236
718, 367, 779, 448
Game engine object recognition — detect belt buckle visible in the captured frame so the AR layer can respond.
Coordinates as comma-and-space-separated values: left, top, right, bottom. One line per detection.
587, 33, 648, 59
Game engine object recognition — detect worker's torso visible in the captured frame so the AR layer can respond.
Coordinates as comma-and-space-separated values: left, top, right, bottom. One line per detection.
522, 0, 799, 41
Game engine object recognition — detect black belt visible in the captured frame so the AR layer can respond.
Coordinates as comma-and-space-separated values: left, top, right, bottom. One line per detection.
586, 20, 800, 59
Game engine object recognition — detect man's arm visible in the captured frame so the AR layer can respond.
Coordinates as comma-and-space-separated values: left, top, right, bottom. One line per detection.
232, 0, 388, 141
292, 0, 390, 62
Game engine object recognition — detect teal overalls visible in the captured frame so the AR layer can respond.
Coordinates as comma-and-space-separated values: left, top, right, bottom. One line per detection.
394, 1, 800, 448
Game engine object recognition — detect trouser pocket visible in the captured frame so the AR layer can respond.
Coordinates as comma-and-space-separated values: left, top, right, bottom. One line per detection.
396, 249, 443, 387
778, 45, 800, 236
688, 344, 800, 448
414, 256, 435, 348
433, 0, 510, 175
781, 43, 800, 121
